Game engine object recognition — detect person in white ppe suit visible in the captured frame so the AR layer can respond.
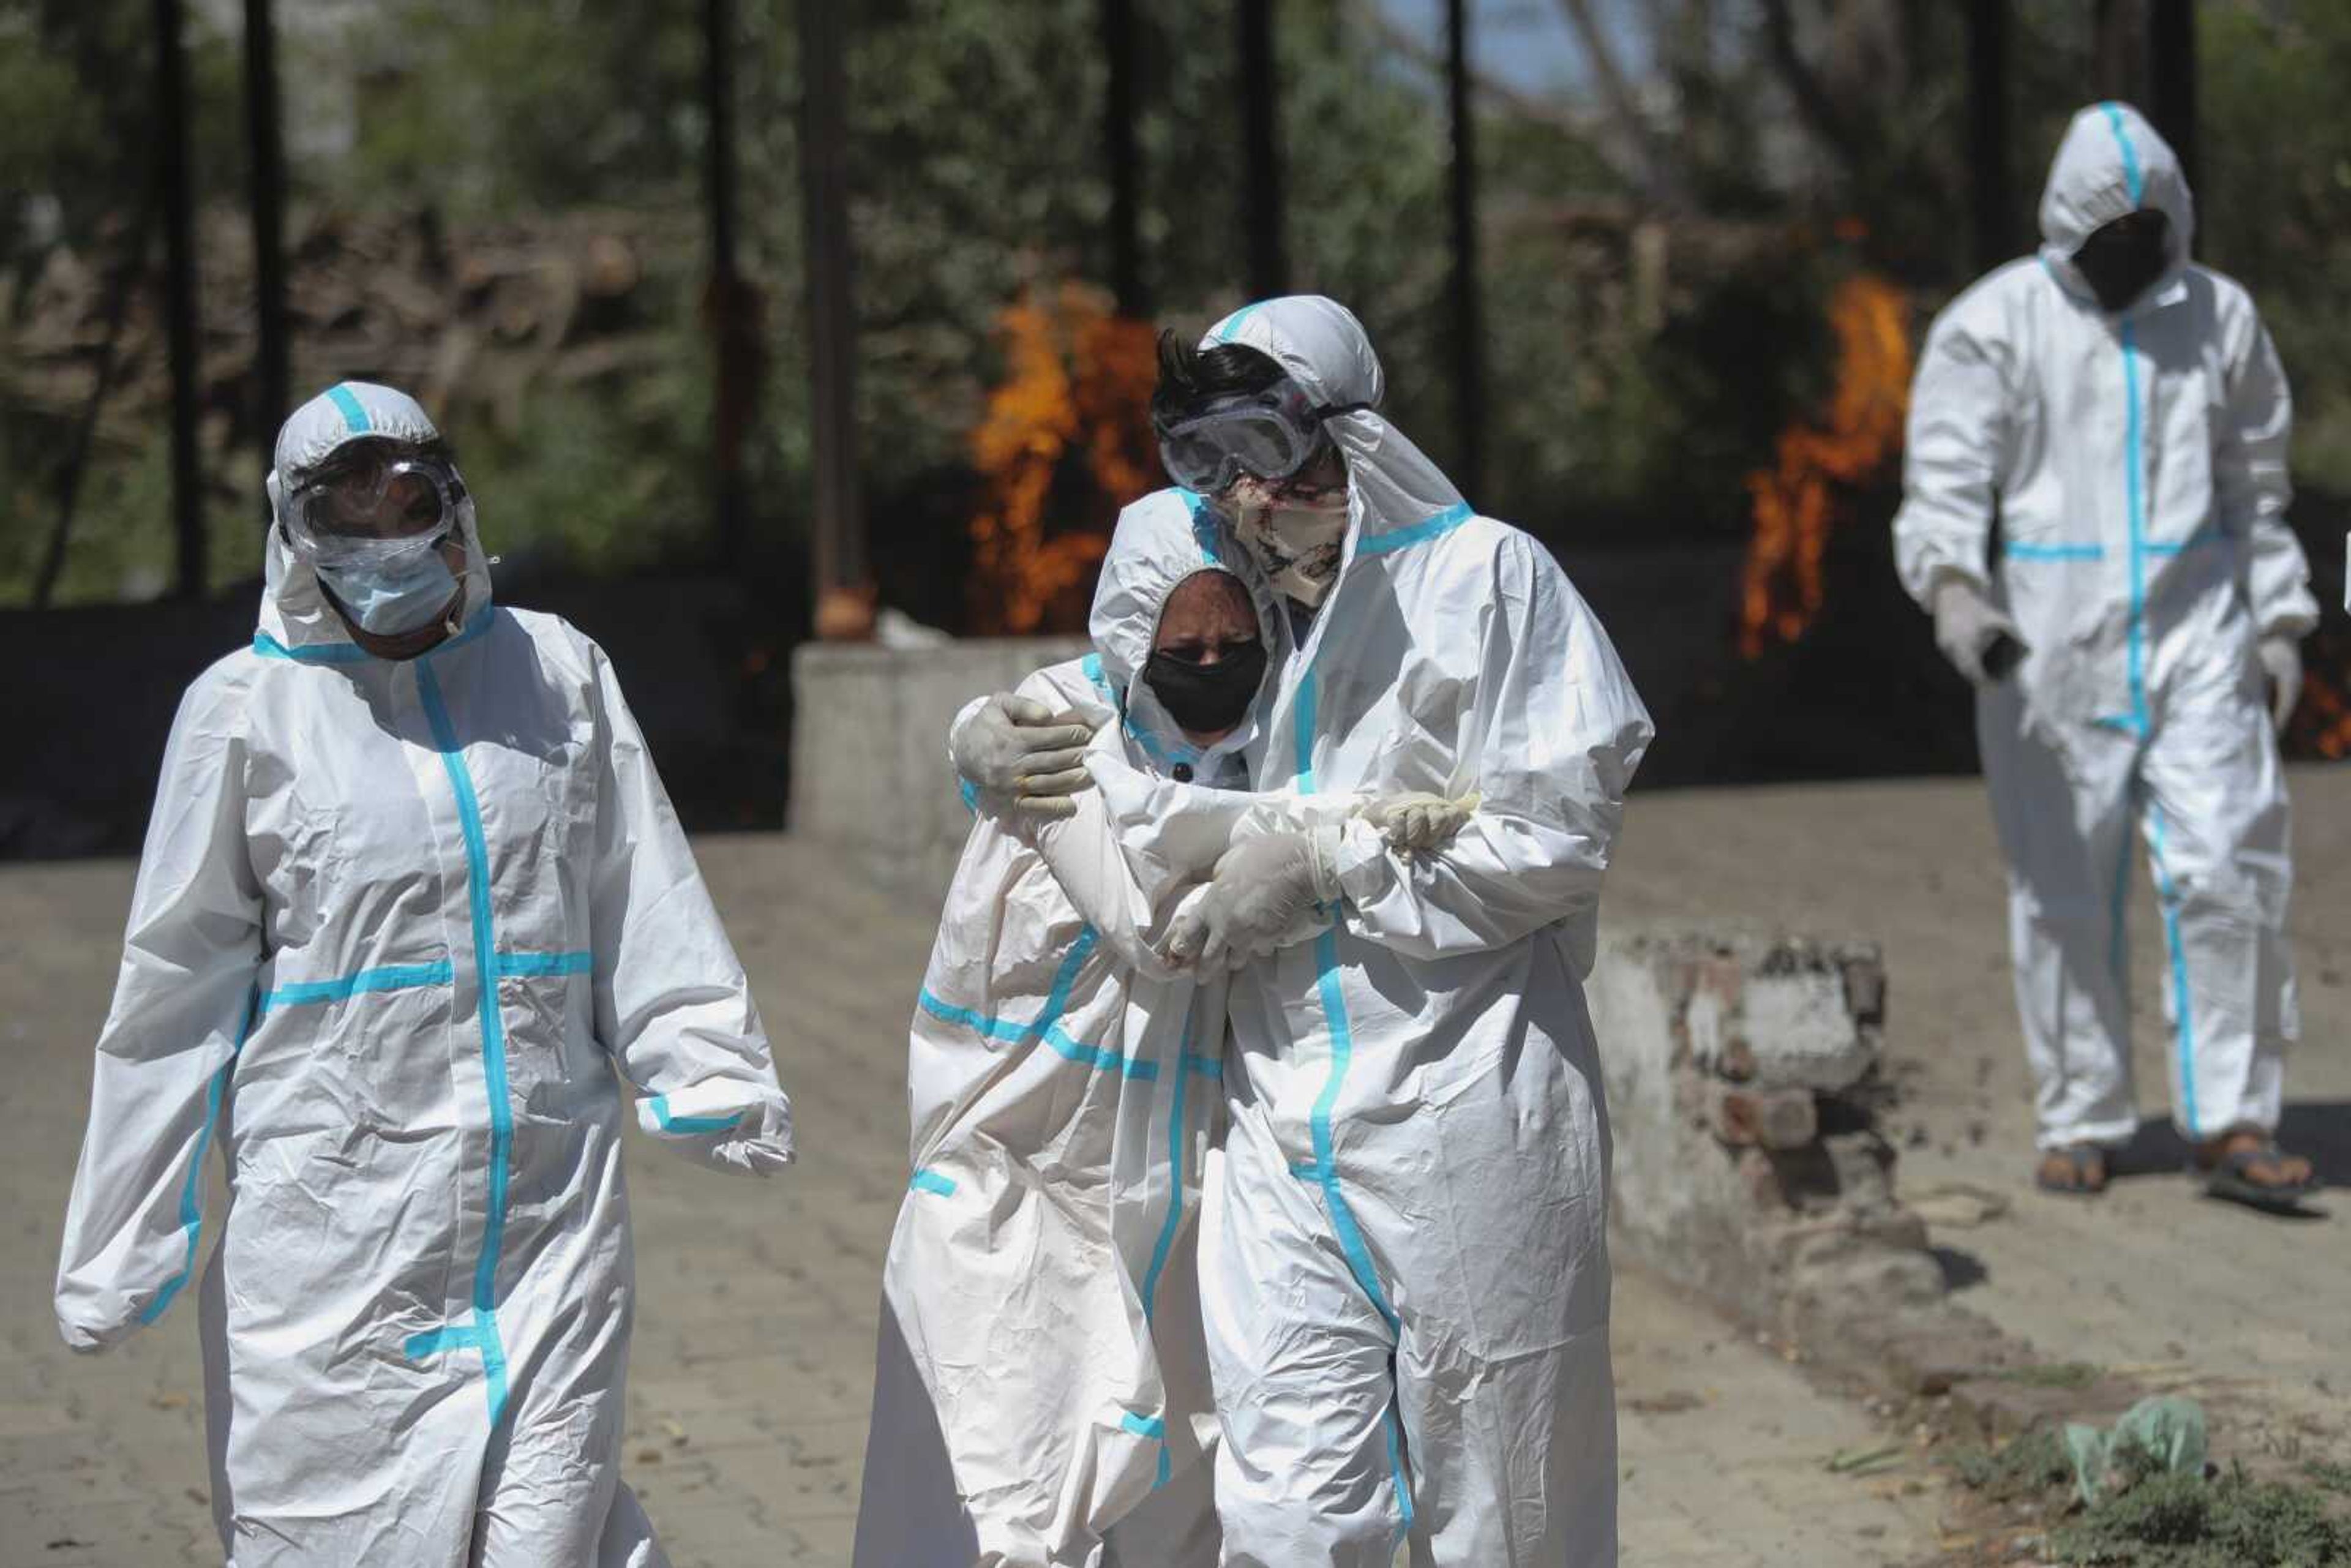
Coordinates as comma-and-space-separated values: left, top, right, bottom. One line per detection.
54, 382, 795, 1566
858, 489, 1467, 1566
1894, 103, 2320, 1210
955, 298, 1650, 1566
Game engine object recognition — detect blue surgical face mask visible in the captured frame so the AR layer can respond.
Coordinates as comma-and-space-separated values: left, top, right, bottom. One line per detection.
315, 541, 461, 636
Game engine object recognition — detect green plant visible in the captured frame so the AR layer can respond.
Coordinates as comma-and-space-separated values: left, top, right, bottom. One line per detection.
2051, 1461, 2351, 1566
1998, 1362, 2104, 1390
1951, 1425, 2074, 1501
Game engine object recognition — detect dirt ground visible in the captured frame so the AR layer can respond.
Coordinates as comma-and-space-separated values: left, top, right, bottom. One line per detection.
1609, 765, 2351, 1478
4, 764, 2344, 1564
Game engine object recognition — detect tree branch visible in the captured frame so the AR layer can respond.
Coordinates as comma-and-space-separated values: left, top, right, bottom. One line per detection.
1758, 0, 1863, 176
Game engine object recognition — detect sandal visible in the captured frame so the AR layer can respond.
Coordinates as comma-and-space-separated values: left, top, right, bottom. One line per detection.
2034, 1144, 2109, 1197
2197, 1137, 2321, 1214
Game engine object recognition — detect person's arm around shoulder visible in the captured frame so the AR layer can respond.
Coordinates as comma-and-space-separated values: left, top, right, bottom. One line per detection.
584, 639, 792, 1174
56, 658, 266, 1349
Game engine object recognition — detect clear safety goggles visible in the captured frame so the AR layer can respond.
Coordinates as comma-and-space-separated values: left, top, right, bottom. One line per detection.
1153, 379, 1365, 497
285, 453, 467, 566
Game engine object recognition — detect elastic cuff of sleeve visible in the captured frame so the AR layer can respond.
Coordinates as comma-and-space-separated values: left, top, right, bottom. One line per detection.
639, 1086, 792, 1142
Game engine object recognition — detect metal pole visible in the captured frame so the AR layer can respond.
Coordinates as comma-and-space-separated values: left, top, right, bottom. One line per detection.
1445, 0, 1483, 498
2091, 0, 2138, 104
156, 0, 206, 600
798, 0, 866, 615
1965, 0, 2011, 275
705, 0, 747, 567
1100, 0, 1146, 314
2147, 0, 2195, 236
1237, 0, 1286, 299
244, 0, 290, 473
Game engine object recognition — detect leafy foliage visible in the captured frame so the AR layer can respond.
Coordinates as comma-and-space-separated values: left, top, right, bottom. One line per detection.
2051, 1461, 2351, 1567
1951, 1423, 2351, 1567
8, 1, 2351, 616
1951, 1425, 2075, 1501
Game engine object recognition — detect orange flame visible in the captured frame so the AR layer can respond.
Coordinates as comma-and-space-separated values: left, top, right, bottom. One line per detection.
966, 283, 1159, 634
1739, 271, 1911, 658
2290, 628, 2351, 759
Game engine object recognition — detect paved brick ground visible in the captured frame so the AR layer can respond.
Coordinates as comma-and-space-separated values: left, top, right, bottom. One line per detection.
0, 832, 1952, 1566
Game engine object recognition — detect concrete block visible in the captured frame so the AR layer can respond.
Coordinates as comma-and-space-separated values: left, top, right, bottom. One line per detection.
789, 637, 1088, 897
1742, 966, 1877, 1091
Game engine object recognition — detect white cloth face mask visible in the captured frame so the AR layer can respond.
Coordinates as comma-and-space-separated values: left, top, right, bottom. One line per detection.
1235, 493, 1349, 609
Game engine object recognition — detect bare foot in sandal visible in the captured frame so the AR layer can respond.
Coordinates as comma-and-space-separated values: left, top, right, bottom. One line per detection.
2035, 1144, 2108, 1196
2193, 1127, 2319, 1212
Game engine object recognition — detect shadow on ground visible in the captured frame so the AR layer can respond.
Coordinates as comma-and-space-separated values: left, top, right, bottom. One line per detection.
2101, 1101, 2346, 1222
2115, 1101, 2349, 1183
1932, 1245, 1989, 1293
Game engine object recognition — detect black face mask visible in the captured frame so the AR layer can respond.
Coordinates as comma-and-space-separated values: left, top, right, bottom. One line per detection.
1144, 640, 1267, 737
2072, 210, 2171, 313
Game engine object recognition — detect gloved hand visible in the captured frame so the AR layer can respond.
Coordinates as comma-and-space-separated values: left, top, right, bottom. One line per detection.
708, 1100, 797, 1176
950, 694, 1098, 819
1359, 791, 1480, 852
1932, 577, 2028, 685
1164, 830, 1339, 970
2259, 636, 2302, 733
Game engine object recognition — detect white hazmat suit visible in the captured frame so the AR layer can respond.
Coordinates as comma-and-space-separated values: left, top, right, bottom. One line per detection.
1893, 104, 2316, 1151
855, 490, 1287, 1567
55, 383, 794, 1566
1188, 298, 1653, 1566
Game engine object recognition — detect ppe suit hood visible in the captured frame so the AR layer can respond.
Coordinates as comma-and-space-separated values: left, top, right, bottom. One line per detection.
1089, 488, 1278, 762
2037, 102, 2195, 308
1198, 295, 1468, 558
261, 382, 494, 653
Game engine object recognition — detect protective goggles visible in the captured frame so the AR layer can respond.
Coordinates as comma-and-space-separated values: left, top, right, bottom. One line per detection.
1153, 378, 1365, 496
285, 452, 467, 565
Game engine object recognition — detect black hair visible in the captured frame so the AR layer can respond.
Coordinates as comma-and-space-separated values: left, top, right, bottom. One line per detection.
1151, 328, 1288, 427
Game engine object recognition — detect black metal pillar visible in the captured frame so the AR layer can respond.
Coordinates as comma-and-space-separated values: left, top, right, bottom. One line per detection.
705, 0, 749, 567
798, 0, 866, 616
1237, 0, 1286, 299
244, 0, 290, 470
2147, 0, 2196, 230
1965, 0, 2011, 274
1445, 0, 1483, 498
156, 0, 205, 599
1099, 0, 1146, 314
2091, 0, 2139, 103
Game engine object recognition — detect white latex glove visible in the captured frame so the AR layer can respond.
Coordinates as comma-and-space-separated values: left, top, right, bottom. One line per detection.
1164, 830, 1340, 971
950, 694, 1098, 819
2259, 636, 2302, 733
1931, 577, 2028, 685
1359, 791, 1480, 852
